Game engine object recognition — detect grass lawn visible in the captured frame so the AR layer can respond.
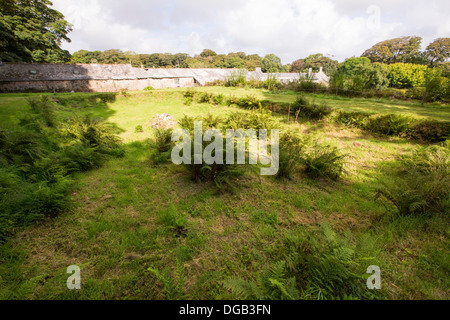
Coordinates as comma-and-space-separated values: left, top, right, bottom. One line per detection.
0, 88, 448, 300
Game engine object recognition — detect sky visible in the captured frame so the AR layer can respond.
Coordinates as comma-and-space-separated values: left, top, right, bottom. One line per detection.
51, 0, 450, 64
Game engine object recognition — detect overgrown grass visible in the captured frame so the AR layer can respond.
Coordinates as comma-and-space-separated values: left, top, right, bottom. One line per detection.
0, 88, 448, 301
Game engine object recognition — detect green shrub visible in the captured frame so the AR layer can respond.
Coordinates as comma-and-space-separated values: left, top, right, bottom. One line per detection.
225, 69, 248, 87
181, 133, 247, 193
264, 74, 281, 91
197, 92, 214, 104
150, 128, 174, 165
299, 224, 379, 300
143, 86, 154, 91
237, 95, 260, 109
401, 145, 449, 174
408, 120, 450, 143
212, 94, 225, 105
246, 106, 274, 136
62, 115, 121, 151
61, 142, 106, 172
0, 129, 47, 166
135, 125, 144, 133
290, 95, 333, 120
300, 142, 347, 180
226, 95, 241, 106
0, 174, 72, 241
224, 261, 299, 300
0, 112, 123, 242
298, 102, 333, 121
334, 111, 371, 128
290, 95, 310, 115
376, 145, 450, 216
178, 115, 197, 133
27, 96, 58, 128
157, 204, 187, 230
225, 224, 380, 300
202, 113, 222, 129
376, 170, 449, 216
183, 89, 196, 106
387, 63, 427, 88
365, 114, 411, 136
222, 112, 248, 131
276, 132, 306, 180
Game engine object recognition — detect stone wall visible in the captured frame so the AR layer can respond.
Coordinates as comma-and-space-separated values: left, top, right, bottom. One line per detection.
0, 63, 329, 93
0, 77, 196, 92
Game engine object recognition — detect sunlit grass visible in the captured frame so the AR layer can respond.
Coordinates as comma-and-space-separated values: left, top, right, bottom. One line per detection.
0, 88, 448, 300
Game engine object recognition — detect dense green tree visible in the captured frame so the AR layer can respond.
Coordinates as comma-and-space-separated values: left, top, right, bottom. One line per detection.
100, 49, 129, 64
71, 50, 102, 63
173, 53, 189, 67
436, 62, 450, 78
309, 56, 339, 74
362, 36, 423, 64
426, 38, 450, 66
0, 0, 72, 62
200, 49, 217, 58
291, 59, 306, 73
334, 57, 371, 77
261, 54, 283, 73
331, 60, 389, 91
387, 63, 428, 88
304, 53, 323, 66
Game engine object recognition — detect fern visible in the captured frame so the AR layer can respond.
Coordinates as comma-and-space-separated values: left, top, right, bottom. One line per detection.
224, 261, 299, 300
148, 258, 187, 300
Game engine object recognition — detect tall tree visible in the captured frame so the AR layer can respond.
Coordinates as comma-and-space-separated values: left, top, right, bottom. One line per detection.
426, 38, 450, 66
291, 59, 306, 73
0, 0, 72, 63
335, 57, 371, 77
261, 54, 283, 73
361, 36, 422, 64
200, 49, 217, 58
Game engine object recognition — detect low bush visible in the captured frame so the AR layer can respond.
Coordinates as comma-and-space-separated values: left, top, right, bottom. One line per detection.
224, 224, 380, 300
298, 103, 333, 121
150, 128, 174, 165
27, 96, 58, 128
237, 95, 260, 109
225, 69, 248, 87
202, 113, 222, 129
408, 120, 450, 143
182, 134, 247, 193
212, 94, 225, 105
300, 141, 347, 180
197, 92, 214, 104
334, 111, 371, 128
135, 125, 144, 133
183, 89, 196, 106
0, 101, 123, 242
365, 114, 411, 136
222, 111, 248, 131
178, 115, 196, 133
291, 95, 333, 121
246, 106, 274, 136
275, 132, 306, 180
376, 145, 450, 216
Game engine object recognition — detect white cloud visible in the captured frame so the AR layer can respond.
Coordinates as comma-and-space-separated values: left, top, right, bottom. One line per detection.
51, 0, 450, 63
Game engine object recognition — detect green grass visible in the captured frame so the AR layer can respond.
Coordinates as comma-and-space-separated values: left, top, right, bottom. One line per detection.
0, 88, 448, 300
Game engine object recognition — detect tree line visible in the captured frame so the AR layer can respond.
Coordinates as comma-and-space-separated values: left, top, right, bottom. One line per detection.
0, 0, 449, 80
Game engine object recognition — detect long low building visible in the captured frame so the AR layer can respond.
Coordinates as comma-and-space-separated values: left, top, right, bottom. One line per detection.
0, 63, 329, 93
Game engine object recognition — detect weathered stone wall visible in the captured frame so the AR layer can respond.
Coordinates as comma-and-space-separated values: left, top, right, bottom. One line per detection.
0, 63, 328, 92
0, 77, 196, 93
